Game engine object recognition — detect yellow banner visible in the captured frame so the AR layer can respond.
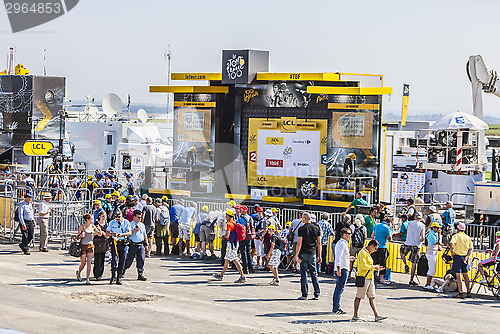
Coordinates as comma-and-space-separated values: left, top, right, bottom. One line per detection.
174, 101, 216, 108
266, 137, 284, 145
23, 141, 54, 156
328, 103, 380, 110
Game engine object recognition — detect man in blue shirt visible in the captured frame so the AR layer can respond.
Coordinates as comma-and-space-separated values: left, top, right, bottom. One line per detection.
170, 200, 184, 250
125, 173, 135, 196
122, 210, 147, 281
394, 214, 409, 242
441, 201, 456, 245
18, 192, 35, 255
372, 219, 392, 283
106, 211, 131, 285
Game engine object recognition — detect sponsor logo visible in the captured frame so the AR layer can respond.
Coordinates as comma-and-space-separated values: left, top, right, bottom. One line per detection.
282, 146, 293, 159
292, 161, 310, 167
226, 54, 245, 80
280, 117, 296, 133
321, 154, 327, 165
292, 139, 311, 145
321, 136, 327, 146
257, 176, 267, 185
243, 88, 259, 103
249, 151, 257, 163
249, 134, 257, 145
266, 137, 283, 145
316, 94, 328, 103
266, 159, 283, 167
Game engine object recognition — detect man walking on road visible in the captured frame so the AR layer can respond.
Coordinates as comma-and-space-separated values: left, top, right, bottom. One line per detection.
450, 223, 473, 298
294, 212, 321, 300
38, 192, 52, 252
401, 212, 425, 285
333, 227, 352, 314
18, 191, 35, 255
352, 239, 387, 322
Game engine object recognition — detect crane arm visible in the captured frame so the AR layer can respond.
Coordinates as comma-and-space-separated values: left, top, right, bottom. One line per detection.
467, 55, 500, 120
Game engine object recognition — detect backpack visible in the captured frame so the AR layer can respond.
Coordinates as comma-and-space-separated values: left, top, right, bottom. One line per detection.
275, 237, 286, 252
158, 206, 170, 227
242, 215, 256, 241
14, 206, 20, 222
417, 254, 429, 277
352, 225, 365, 248
229, 222, 246, 244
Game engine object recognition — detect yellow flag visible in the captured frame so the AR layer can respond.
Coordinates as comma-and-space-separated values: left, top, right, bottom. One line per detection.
401, 84, 409, 126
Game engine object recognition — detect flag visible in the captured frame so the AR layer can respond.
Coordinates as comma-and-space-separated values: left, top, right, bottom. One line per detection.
401, 84, 410, 126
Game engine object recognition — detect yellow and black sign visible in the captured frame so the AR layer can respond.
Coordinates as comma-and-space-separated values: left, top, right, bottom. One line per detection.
328, 103, 380, 110
266, 137, 284, 145
23, 141, 54, 156
401, 84, 410, 126
173, 101, 216, 108
280, 117, 296, 132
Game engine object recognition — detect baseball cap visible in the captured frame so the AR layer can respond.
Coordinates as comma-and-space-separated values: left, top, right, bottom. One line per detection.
118, 196, 126, 201
264, 209, 273, 216
256, 207, 264, 212
225, 209, 235, 217
235, 204, 243, 210
311, 213, 317, 222
131, 195, 139, 200
125, 173, 131, 178
429, 206, 437, 213
267, 225, 276, 231
415, 212, 423, 219
271, 208, 279, 213
430, 222, 441, 229
112, 191, 120, 197
94, 200, 101, 205
227, 200, 236, 207
96, 173, 103, 179
87, 175, 93, 180
105, 194, 112, 199
162, 195, 168, 202
496, 231, 500, 237
24, 191, 32, 198
457, 223, 466, 231
202, 205, 209, 212
286, 221, 291, 228
240, 205, 248, 213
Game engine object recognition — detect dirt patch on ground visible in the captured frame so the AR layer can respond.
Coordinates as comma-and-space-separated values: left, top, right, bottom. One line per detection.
70, 291, 160, 304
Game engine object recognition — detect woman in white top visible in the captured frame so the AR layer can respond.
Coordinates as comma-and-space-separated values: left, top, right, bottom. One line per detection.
76, 213, 103, 284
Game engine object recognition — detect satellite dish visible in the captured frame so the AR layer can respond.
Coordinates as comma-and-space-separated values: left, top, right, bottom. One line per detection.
88, 106, 99, 119
137, 108, 148, 123
102, 93, 122, 118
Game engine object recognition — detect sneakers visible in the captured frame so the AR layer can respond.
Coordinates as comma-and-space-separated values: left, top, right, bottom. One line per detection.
423, 285, 434, 291
435, 287, 444, 293
375, 316, 387, 322
298, 296, 308, 300
137, 275, 147, 281
311, 295, 320, 300
257, 265, 265, 270
213, 273, 223, 281
333, 309, 346, 315
234, 276, 247, 284
409, 280, 418, 286
351, 316, 365, 322
269, 278, 280, 286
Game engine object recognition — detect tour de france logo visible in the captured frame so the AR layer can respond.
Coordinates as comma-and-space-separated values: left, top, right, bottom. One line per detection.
3, 0, 79, 33
226, 54, 245, 80
282, 146, 293, 159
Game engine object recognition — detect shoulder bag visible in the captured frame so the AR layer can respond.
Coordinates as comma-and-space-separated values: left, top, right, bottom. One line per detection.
355, 269, 371, 288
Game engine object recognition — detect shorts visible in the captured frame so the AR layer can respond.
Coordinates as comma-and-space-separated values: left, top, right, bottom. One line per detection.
426, 254, 438, 276
292, 242, 298, 257
199, 225, 215, 243
451, 255, 469, 274
81, 243, 94, 254
194, 234, 200, 242
225, 242, 239, 262
371, 248, 388, 268
356, 278, 375, 299
268, 249, 282, 268
442, 225, 454, 244
179, 225, 191, 241
146, 225, 155, 239
400, 244, 420, 264
255, 239, 265, 257
170, 221, 179, 239
350, 246, 362, 257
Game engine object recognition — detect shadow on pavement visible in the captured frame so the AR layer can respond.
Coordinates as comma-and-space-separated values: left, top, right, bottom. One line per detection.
215, 298, 298, 303
290, 319, 352, 324
12, 278, 81, 288
257, 311, 333, 318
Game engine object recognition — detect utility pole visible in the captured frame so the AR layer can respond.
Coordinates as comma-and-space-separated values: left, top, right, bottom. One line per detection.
43, 49, 47, 76
164, 45, 172, 122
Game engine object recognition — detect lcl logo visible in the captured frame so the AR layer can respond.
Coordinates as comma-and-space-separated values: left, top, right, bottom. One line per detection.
4, 1, 79, 33
257, 176, 267, 185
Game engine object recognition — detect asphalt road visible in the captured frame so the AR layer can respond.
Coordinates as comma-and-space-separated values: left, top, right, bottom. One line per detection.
0, 242, 499, 334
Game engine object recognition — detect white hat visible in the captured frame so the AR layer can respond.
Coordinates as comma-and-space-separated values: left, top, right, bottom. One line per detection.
264, 209, 273, 216
311, 213, 317, 222
429, 206, 437, 213
416, 212, 423, 219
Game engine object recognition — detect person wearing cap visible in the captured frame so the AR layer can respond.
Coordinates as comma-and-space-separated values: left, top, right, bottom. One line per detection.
253, 207, 267, 269
477, 231, 500, 284
271, 208, 282, 230
251, 204, 261, 221
423, 222, 442, 291
213, 209, 247, 283
194, 205, 209, 255
141, 197, 158, 258
278, 221, 292, 267
18, 192, 35, 255
450, 223, 473, 298
106, 211, 132, 285
154, 198, 170, 255
441, 201, 456, 245
108, 174, 121, 192
236, 205, 254, 274
425, 206, 442, 230
125, 173, 135, 196
121, 210, 148, 281
216, 200, 236, 265
139, 194, 148, 209
200, 210, 219, 260
102, 194, 113, 221
82, 175, 99, 197
93, 200, 104, 223
265, 225, 281, 285
37, 192, 52, 252
401, 211, 425, 286
262, 209, 276, 268
132, 195, 143, 212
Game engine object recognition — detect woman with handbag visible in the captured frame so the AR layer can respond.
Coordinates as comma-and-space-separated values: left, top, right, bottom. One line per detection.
352, 239, 387, 322
93, 211, 108, 280
76, 213, 101, 284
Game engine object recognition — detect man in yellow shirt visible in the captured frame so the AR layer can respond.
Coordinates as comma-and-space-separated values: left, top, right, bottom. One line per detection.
352, 239, 387, 322
450, 223, 473, 299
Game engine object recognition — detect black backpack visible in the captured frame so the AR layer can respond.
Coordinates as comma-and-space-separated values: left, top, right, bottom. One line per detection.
417, 254, 429, 277
14, 206, 20, 222
275, 237, 286, 252
352, 225, 365, 248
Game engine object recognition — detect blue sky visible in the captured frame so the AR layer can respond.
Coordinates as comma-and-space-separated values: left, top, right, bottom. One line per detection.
1, 0, 500, 117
